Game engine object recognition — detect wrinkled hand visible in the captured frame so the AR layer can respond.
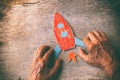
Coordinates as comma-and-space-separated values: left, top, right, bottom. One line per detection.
28, 46, 62, 80
79, 31, 118, 77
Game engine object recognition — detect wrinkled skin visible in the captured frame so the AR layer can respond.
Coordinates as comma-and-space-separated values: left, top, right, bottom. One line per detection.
79, 31, 118, 78
28, 46, 62, 80
28, 31, 119, 80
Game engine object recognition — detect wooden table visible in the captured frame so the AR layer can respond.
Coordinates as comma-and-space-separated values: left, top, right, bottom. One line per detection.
0, 0, 120, 80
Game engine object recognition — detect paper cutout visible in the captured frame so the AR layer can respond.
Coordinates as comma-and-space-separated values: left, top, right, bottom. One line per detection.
54, 12, 75, 51
53, 12, 86, 60
68, 52, 77, 63
54, 45, 61, 59
75, 37, 86, 49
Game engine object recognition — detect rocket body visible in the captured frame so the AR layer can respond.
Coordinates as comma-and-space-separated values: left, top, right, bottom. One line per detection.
54, 12, 75, 51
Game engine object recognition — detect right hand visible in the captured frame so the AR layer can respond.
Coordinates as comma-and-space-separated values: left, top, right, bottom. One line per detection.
79, 31, 118, 78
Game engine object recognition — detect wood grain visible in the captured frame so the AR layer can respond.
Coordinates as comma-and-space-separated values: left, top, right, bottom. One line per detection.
0, 0, 120, 80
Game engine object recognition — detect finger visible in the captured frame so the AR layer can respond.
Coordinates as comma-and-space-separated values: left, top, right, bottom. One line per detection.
101, 31, 107, 38
79, 48, 88, 62
93, 31, 102, 37
35, 45, 50, 60
88, 32, 98, 42
49, 59, 62, 77
42, 48, 54, 63
93, 31, 105, 41
83, 37, 92, 50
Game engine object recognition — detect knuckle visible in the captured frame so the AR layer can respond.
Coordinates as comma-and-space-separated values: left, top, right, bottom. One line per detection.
94, 40, 99, 44
88, 44, 94, 50
88, 32, 92, 35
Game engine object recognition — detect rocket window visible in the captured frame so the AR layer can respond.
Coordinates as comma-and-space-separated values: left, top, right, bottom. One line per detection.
58, 23, 64, 29
61, 31, 68, 38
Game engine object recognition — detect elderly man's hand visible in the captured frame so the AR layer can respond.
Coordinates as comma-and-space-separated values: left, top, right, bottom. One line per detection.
79, 31, 118, 78
28, 46, 62, 80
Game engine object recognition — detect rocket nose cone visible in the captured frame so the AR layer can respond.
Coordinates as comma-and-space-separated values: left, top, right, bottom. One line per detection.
55, 12, 60, 16
54, 12, 61, 20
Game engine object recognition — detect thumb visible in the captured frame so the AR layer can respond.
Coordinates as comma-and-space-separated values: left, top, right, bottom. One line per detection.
48, 58, 62, 78
79, 48, 88, 62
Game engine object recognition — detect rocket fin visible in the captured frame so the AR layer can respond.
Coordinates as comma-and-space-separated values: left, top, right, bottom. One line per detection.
75, 37, 86, 49
54, 45, 61, 59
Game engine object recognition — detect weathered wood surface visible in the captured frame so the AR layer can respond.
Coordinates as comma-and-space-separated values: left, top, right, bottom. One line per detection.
0, 0, 120, 80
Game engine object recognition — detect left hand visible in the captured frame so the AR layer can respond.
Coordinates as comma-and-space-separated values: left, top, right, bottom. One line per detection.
28, 45, 62, 80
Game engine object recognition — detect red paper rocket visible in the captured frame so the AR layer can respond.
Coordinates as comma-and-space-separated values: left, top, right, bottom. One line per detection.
53, 12, 86, 61
54, 12, 75, 51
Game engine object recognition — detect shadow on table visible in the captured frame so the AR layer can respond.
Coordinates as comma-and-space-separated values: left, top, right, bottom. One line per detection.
0, 3, 10, 20
107, 0, 120, 61
106, 0, 120, 80
0, 42, 12, 80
